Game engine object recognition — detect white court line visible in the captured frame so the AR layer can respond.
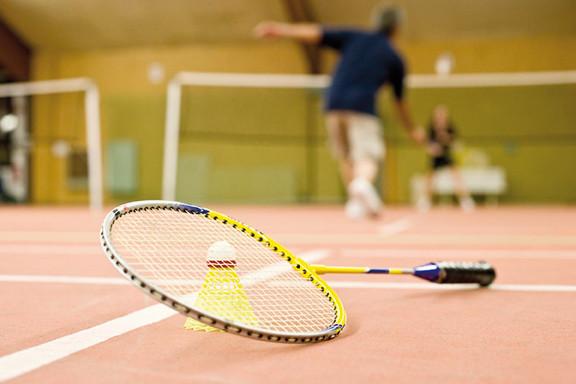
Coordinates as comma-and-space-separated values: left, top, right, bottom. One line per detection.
0, 244, 101, 255
0, 249, 329, 382
327, 281, 576, 292
0, 247, 326, 286
3, 274, 575, 293
338, 248, 576, 260
0, 304, 175, 382
0, 275, 128, 285
378, 217, 413, 237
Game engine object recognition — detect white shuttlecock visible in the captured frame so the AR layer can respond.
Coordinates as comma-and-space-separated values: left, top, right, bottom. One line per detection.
184, 239, 258, 331
207, 240, 236, 267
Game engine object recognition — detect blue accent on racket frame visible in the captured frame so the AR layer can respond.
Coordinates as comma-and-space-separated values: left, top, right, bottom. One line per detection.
177, 204, 210, 215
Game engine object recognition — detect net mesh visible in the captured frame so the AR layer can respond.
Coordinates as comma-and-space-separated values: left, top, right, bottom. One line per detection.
177, 86, 325, 204
110, 208, 338, 334
173, 77, 576, 204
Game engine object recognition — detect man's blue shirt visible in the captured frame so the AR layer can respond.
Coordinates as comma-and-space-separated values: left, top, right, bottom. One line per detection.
320, 28, 406, 116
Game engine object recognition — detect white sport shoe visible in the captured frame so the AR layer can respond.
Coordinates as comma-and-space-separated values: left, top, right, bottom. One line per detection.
416, 196, 431, 212
460, 197, 476, 212
345, 198, 367, 220
348, 178, 382, 218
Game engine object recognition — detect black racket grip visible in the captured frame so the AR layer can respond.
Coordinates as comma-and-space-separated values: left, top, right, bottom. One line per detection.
436, 261, 496, 287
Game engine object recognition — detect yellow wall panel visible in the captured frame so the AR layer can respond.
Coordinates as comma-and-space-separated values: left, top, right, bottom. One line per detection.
30, 36, 576, 204
30, 42, 306, 204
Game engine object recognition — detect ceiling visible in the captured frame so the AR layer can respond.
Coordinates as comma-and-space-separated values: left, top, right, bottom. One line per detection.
0, 0, 575, 50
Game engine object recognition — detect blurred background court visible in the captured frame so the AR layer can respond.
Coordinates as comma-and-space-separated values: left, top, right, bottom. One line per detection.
0, 0, 575, 206
0, 1, 575, 383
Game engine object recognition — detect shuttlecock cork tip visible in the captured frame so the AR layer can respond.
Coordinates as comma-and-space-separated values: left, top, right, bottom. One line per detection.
207, 240, 237, 268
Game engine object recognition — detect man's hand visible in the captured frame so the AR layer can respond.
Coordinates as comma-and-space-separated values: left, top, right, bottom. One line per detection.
253, 22, 285, 39
393, 100, 426, 145
410, 127, 426, 145
426, 143, 442, 156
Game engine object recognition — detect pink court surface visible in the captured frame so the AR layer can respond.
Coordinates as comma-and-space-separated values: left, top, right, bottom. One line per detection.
1, 204, 575, 383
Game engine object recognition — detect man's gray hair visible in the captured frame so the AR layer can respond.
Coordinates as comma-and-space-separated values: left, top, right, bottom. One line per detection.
372, 5, 404, 36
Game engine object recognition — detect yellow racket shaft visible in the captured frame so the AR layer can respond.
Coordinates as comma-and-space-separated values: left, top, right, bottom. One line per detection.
311, 262, 496, 286
311, 265, 410, 275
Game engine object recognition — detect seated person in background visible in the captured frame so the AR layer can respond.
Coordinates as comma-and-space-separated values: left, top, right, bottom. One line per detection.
420, 105, 475, 211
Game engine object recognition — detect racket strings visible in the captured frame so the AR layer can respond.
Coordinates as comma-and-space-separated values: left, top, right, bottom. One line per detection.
110, 208, 337, 333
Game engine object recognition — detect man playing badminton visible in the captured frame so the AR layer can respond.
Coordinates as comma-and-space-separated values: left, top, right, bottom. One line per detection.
255, 6, 423, 218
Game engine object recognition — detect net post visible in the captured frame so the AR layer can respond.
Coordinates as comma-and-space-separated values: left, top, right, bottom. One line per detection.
85, 82, 103, 210
12, 95, 29, 202
162, 76, 182, 201
304, 90, 318, 202
0, 78, 103, 209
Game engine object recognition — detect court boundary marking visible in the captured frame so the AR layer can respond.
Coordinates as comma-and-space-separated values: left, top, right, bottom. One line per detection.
2, 274, 576, 292
0, 304, 174, 382
378, 216, 414, 236
0, 249, 330, 382
3, 246, 576, 259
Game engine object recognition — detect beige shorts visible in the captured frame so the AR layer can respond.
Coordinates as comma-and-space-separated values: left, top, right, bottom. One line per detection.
325, 112, 385, 161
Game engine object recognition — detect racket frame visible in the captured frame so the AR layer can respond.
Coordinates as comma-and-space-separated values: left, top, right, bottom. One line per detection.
100, 200, 346, 344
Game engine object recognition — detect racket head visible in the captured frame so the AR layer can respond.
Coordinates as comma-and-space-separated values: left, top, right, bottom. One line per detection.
100, 200, 346, 343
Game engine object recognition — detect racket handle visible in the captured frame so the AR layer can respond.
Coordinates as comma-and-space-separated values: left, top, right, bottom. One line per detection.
414, 261, 496, 287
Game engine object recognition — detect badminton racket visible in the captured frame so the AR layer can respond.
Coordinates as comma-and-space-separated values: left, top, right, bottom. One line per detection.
100, 200, 495, 344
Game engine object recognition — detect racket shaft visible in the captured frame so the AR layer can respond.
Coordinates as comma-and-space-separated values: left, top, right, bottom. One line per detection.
311, 265, 412, 275
312, 265, 368, 274
312, 261, 496, 287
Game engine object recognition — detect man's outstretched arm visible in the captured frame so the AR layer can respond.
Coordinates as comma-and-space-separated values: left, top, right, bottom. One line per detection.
254, 22, 321, 44
390, 58, 425, 144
